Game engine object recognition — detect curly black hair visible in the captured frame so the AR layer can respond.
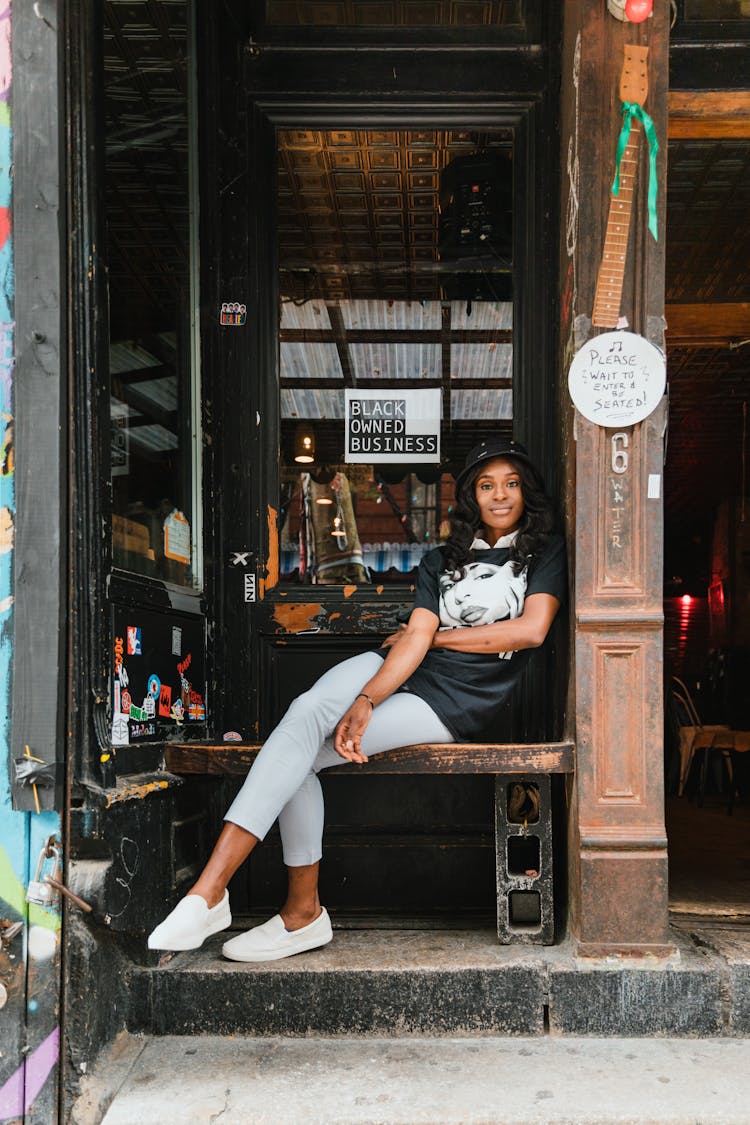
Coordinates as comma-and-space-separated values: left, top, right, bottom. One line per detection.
442, 455, 555, 578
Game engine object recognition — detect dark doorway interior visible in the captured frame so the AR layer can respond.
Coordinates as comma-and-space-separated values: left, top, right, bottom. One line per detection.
663, 133, 750, 921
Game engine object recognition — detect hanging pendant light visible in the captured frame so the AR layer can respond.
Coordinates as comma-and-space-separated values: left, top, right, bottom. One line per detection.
331, 515, 346, 537
294, 423, 316, 464
312, 464, 334, 503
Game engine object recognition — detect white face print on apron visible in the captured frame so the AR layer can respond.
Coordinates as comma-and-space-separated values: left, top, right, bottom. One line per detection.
438, 559, 528, 633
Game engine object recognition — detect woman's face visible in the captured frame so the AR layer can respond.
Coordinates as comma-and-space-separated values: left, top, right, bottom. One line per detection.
473, 458, 525, 544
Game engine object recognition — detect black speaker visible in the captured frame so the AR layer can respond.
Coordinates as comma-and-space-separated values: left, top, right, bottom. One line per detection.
439, 151, 512, 266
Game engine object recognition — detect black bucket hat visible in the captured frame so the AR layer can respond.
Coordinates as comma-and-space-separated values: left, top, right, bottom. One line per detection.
455, 437, 536, 496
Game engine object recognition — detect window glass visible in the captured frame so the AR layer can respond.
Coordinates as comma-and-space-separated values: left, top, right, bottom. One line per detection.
278, 128, 514, 584
104, 0, 201, 588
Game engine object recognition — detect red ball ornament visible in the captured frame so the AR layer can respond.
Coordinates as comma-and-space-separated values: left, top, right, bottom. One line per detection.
625, 0, 652, 21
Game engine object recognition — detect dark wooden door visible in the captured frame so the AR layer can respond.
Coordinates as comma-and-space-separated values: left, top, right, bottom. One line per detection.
201, 20, 560, 924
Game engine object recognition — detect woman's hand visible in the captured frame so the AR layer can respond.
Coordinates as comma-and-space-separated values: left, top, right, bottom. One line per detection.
333, 609, 438, 764
333, 695, 374, 764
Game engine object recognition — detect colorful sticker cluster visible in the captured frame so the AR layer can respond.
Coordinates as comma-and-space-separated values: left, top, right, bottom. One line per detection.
110, 626, 205, 746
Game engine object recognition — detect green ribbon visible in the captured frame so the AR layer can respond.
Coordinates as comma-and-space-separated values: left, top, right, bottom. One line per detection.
612, 100, 660, 242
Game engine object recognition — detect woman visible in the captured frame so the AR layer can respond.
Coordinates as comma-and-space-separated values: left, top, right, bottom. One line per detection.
148, 437, 567, 961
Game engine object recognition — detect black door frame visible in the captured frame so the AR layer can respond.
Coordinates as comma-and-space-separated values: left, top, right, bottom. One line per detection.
205, 80, 560, 740
63, 8, 561, 754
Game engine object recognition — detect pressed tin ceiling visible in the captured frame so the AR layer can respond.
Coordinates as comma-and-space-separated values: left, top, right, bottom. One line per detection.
278, 128, 512, 304
666, 140, 750, 302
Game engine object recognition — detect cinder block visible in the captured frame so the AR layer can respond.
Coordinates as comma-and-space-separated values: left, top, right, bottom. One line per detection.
495, 774, 553, 944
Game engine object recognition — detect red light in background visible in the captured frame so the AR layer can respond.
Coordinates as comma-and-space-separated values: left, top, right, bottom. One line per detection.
681, 594, 692, 605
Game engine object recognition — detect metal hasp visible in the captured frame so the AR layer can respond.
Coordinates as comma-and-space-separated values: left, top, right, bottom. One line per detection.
495, 775, 554, 945
559, 1, 671, 955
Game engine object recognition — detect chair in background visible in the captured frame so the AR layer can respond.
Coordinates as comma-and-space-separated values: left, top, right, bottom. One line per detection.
670, 676, 748, 813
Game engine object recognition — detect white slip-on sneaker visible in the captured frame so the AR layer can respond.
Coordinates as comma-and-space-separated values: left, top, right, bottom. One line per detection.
147, 891, 232, 951
222, 906, 333, 963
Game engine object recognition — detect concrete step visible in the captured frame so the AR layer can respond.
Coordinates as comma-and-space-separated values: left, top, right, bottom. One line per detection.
126, 925, 749, 1038
75, 1032, 750, 1125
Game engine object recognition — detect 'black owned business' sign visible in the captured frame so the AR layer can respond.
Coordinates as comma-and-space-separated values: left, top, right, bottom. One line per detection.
344, 388, 441, 464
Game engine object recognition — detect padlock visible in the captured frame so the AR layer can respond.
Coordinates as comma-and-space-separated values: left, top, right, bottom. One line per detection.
26, 844, 62, 907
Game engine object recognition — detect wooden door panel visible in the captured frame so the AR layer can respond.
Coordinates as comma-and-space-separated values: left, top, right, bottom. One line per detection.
223, 771, 497, 918
245, 832, 496, 920
260, 628, 394, 735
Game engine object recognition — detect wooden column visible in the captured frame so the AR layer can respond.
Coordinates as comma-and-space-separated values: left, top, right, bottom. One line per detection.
559, 1, 671, 954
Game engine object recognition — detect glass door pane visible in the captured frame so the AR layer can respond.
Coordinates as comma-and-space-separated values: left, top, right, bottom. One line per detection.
104, 0, 202, 589
278, 127, 514, 584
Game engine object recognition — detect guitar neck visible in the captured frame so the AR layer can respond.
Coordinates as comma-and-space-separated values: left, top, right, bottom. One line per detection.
592, 125, 641, 328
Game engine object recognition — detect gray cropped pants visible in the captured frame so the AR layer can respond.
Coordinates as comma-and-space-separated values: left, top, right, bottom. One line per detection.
223, 650, 453, 866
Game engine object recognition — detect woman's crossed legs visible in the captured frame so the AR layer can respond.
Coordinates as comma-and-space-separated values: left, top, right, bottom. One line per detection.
170, 650, 452, 942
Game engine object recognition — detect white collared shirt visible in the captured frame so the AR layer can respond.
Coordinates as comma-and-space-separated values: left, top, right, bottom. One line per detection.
470, 531, 519, 551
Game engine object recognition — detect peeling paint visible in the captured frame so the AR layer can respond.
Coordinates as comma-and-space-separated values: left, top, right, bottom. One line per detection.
0, 502, 12, 551
0, 411, 12, 475
376, 585, 384, 595
104, 779, 170, 808
358, 610, 385, 623
343, 585, 357, 598
272, 602, 325, 633
259, 504, 279, 598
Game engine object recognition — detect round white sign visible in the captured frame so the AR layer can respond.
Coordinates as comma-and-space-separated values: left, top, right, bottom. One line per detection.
567, 331, 666, 427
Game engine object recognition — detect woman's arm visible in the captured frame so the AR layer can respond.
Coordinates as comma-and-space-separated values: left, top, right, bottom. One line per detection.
333, 608, 439, 763
432, 593, 561, 655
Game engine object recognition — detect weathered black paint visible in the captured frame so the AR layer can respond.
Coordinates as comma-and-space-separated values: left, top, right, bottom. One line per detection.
10, 0, 65, 812
135, 957, 549, 1037
65, 0, 112, 794
549, 944, 724, 1036
119, 925, 747, 1039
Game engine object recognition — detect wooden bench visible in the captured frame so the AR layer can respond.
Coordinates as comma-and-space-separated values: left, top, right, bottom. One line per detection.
165, 740, 575, 945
